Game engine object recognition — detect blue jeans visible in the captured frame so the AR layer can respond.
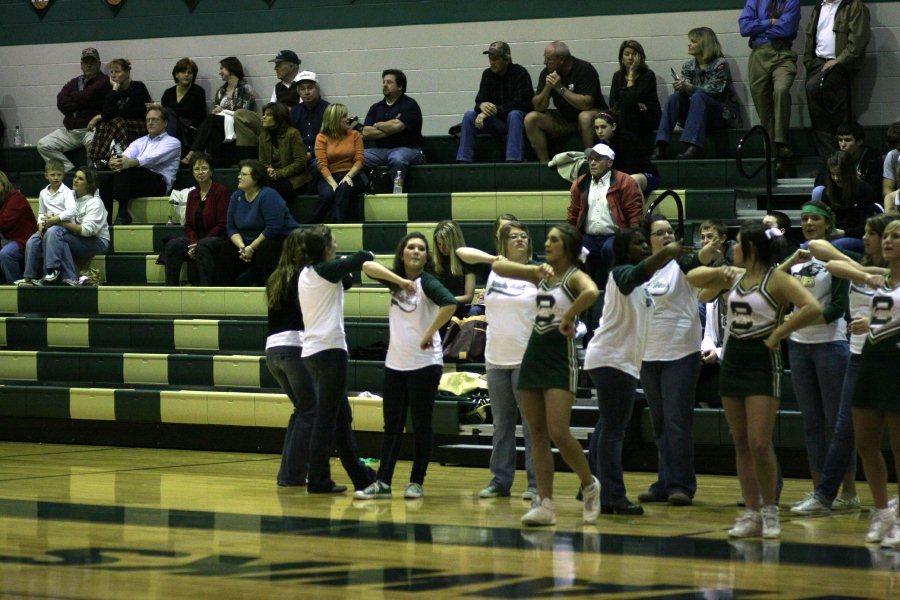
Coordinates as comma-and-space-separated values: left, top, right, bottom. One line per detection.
582, 233, 616, 289
486, 366, 536, 493
814, 353, 860, 505
266, 345, 317, 486
788, 340, 850, 474
302, 349, 375, 492
363, 147, 424, 184
456, 110, 526, 162
655, 90, 728, 149
29, 226, 109, 281
640, 352, 700, 498
588, 367, 638, 506
309, 171, 367, 224
0, 242, 23, 283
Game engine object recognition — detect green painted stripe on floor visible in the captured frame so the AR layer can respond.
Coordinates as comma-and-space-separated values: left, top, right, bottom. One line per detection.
114, 389, 162, 423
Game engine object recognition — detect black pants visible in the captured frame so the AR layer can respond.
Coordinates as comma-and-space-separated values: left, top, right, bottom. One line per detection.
109, 167, 167, 220
191, 114, 227, 165
377, 365, 442, 486
217, 236, 285, 286
805, 59, 853, 161
308, 171, 367, 224
269, 178, 298, 204
164, 235, 226, 286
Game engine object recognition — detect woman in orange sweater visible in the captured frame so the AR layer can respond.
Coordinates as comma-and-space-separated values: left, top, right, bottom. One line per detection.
310, 103, 366, 223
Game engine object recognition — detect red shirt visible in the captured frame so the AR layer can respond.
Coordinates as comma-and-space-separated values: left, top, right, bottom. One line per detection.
0, 189, 38, 251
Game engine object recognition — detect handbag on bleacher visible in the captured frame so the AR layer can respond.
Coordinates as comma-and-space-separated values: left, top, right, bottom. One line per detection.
442, 315, 487, 362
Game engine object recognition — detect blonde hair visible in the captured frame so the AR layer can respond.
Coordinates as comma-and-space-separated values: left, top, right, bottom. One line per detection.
688, 27, 723, 64
885, 219, 900, 239
321, 103, 348, 139
433, 219, 467, 276
0, 171, 12, 196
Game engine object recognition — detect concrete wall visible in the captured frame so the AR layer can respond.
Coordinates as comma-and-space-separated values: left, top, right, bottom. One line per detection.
1, 3, 898, 148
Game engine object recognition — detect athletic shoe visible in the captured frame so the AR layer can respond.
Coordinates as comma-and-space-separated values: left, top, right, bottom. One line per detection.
13, 278, 36, 286
353, 480, 392, 500
761, 505, 780, 539
728, 510, 762, 538
865, 507, 895, 543
40, 269, 62, 285
832, 494, 861, 511
478, 484, 509, 499
582, 476, 600, 523
62, 278, 79, 286
403, 483, 424, 499
790, 491, 815, 508
890, 497, 899, 511
522, 486, 538, 501
521, 497, 556, 526
882, 523, 900, 549
790, 495, 831, 516
638, 490, 667, 503
668, 491, 692, 506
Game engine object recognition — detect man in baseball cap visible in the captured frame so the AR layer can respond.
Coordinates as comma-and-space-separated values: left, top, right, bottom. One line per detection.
235, 49, 304, 149
456, 41, 533, 163
290, 70, 330, 181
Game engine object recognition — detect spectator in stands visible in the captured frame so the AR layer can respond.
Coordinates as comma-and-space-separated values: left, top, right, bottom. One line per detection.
608, 40, 662, 138
780, 199, 859, 510
0, 171, 38, 284
525, 41, 605, 164
222, 159, 299, 286
814, 150, 877, 251
88, 58, 152, 168
593, 112, 661, 198
258, 102, 311, 204
739, 0, 801, 161
163, 153, 230, 286
697, 220, 730, 409
432, 220, 475, 318
491, 224, 601, 526
183, 57, 256, 167
106, 106, 181, 225
637, 214, 721, 506
362, 69, 424, 192
831, 121, 884, 194
355, 234, 457, 500
763, 209, 800, 259
883, 122, 900, 212
652, 27, 742, 160
37, 47, 111, 173
16, 160, 73, 283
584, 228, 686, 516
310, 103, 366, 224
265, 228, 317, 487
161, 57, 207, 158
235, 50, 303, 153
566, 143, 644, 288
456, 41, 533, 163
804, 0, 870, 161
687, 222, 821, 539
455, 221, 538, 501
296, 225, 377, 494
290, 71, 330, 179
792, 214, 897, 520
19, 166, 109, 286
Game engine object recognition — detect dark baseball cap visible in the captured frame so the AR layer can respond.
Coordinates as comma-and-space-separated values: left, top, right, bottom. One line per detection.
483, 41, 511, 60
81, 47, 100, 61
269, 50, 300, 65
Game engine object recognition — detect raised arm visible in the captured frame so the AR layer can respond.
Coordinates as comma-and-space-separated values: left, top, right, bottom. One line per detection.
765, 270, 822, 349
362, 260, 416, 293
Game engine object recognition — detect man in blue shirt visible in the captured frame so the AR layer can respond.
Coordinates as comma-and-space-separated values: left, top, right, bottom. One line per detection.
290, 71, 330, 187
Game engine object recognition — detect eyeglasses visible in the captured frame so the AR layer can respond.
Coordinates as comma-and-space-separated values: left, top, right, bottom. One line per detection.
193, 166, 211, 172
508, 234, 529, 240
650, 228, 676, 238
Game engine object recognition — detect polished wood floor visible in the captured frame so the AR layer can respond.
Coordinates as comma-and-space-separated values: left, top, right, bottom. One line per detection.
0, 441, 896, 599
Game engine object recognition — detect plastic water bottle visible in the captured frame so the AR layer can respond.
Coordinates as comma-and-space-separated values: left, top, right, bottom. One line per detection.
392, 170, 403, 194
13, 126, 22, 147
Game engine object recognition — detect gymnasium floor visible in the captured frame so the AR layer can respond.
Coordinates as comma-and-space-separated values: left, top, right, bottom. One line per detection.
0, 442, 896, 599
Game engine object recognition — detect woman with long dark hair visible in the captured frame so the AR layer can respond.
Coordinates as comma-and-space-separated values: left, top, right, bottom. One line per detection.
814, 150, 877, 252
608, 40, 662, 136
259, 101, 311, 203
354, 233, 457, 499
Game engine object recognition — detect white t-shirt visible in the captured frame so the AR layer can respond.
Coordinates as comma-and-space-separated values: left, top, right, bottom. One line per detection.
815, 1, 840, 59
848, 281, 874, 355
483, 270, 537, 367
383, 272, 456, 371
642, 259, 702, 361
37, 183, 74, 224
585, 172, 616, 236
789, 257, 847, 344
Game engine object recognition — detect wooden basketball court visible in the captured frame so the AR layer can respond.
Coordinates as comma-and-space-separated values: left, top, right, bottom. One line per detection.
0, 441, 894, 599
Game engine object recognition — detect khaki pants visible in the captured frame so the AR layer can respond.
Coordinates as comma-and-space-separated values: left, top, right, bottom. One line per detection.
748, 44, 797, 147
233, 109, 261, 147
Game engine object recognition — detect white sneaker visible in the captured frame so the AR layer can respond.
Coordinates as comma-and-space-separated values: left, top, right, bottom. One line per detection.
882, 523, 900, 549
728, 510, 762, 538
403, 483, 424, 499
832, 494, 861, 511
522, 486, 538, 501
790, 491, 815, 508
582, 476, 600, 523
521, 497, 556, 526
890, 497, 899, 511
866, 507, 895, 543
761, 505, 780, 539
353, 480, 392, 500
790, 495, 831, 516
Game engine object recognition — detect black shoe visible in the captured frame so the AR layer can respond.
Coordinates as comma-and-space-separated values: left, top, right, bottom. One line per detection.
307, 483, 348, 494
40, 269, 62, 286
114, 212, 133, 226
650, 143, 667, 161
776, 144, 794, 161
668, 491, 693, 506
637, 490, 667, 503
600, 501, 645, 515
676, 144, 704, 159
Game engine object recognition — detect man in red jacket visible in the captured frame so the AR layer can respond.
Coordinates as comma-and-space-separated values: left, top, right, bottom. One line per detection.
567, 142, 643, 287
37, 48, 111, 172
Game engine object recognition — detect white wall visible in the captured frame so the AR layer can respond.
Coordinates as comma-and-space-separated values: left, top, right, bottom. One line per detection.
1, 5, 898, 147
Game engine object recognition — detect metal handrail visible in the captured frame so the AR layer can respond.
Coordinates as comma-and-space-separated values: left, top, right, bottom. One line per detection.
736, 124, 773, 212
645, 189, 685, 239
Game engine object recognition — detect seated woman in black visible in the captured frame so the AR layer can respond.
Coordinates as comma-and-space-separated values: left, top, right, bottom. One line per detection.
161, 57, 207, 157
593, 111, 661, 198
813, 150, 878, 253
87, 58, 151, 167
608, 40, 662, 138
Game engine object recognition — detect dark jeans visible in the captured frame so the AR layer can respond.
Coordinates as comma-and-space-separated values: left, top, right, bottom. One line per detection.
163, 236, 226, 286
640, 352, 701, 498
269, 178, 298, 204
815, 353, 861, 505
377, 365, 442, 486
582, 232, 616, 289
109, 166, 167, 221
303, 348, 375, 491
805, 59, 853, 160
309, 171, 367, 224
217, 236, 285, 286
588, 367, 638, 506
267, 345, 317, 486
655, 90, 728, 149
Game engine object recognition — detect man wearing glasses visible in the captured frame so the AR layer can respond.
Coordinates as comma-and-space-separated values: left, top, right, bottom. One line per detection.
106, 106, 181, 225
566, 142, 643, 287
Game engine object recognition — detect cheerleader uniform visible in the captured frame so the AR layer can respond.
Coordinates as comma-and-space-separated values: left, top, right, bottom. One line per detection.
853, 275, 900, 409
